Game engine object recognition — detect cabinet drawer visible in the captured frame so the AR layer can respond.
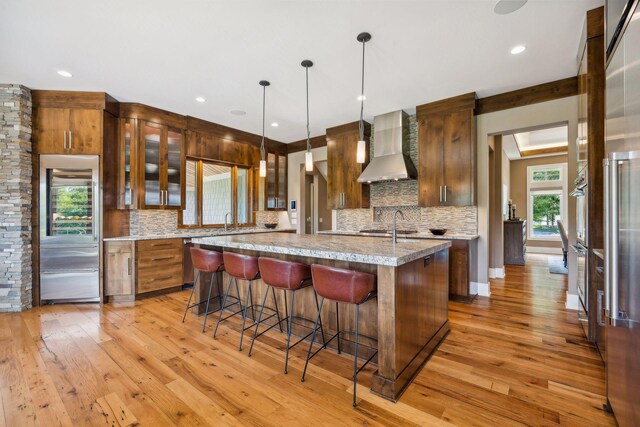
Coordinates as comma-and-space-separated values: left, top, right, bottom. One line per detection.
137, 248, 182, 266
137, 238, 182, 252
137, 264, 183, 293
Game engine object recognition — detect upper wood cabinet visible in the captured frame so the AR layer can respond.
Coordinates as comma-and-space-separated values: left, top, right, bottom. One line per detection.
326, 121, 370, 210
417, 93, 477, 207
117, 104, 186, 210
265, 152, 287, 210
33, 108, 102, 154
32, 91, 118, 155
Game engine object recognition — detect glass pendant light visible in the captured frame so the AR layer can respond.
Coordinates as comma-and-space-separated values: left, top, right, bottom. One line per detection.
259, 80, 270, 177
302, 59, 314, 172
356, 32, 371, 164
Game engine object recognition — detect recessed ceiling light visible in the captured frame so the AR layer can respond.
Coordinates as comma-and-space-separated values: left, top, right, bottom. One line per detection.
357, 95, 366, 101
57, 70, 73, 78
230, 110, 246, 116
271, 122, 279, 127
510, 45, 526, 55
494, 0, 527, 15
195, 96, 206, 103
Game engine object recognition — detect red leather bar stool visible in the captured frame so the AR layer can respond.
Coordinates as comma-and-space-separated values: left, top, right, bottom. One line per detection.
182, 247, 226, 332
214, 251, 282, 351
301, 264, 378, 407
248, 257, 326, 374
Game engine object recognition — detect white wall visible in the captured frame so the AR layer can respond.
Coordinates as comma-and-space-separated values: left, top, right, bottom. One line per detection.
476, 96, 579, 296
287, 146, 327, 233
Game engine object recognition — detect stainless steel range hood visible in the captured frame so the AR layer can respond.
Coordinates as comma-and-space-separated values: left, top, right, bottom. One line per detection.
357, 110, 417, 183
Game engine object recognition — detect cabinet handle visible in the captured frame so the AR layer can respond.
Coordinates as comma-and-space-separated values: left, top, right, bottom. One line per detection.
69, 130, 72, 149
151, 275, 174, 282
151, 256, 174, 261
439, 186, 442, 203
444, 185, 447, 202
127, 257, 132, 276
63, 131, 68, 149
597, 290, 605, 326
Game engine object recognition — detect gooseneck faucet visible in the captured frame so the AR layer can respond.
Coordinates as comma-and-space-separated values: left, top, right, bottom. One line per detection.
392, 210, 405, 244
224, 212, 232, 232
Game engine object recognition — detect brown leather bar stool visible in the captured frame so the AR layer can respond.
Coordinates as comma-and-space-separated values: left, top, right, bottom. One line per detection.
214, 251, 281, 351
301, 264, 377, 407
248, 257, 326, 374
182, 247, 226, 332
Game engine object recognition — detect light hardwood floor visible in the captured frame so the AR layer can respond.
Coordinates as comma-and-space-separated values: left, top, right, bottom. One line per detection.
0, 254, 616, 426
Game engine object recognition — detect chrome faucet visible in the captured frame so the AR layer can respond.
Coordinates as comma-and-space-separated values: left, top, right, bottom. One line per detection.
224, 212, 232, 232
392, 210, 405, 244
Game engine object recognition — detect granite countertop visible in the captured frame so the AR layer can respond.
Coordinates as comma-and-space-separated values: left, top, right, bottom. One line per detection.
192, 233, 450, 267
103, 227, 296, 241
593, 248, 604, 260
318, 229, 480, 241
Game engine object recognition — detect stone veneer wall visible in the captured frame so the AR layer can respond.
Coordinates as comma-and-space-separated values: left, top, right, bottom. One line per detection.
129, 210, 280, 236
0, 84, 33, 312
336, 114, 478, 235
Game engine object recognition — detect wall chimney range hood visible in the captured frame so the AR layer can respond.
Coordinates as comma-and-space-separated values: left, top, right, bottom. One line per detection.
357, 110, 417, 183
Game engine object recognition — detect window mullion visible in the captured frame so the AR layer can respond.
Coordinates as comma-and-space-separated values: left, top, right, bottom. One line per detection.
197, 160, 203, 227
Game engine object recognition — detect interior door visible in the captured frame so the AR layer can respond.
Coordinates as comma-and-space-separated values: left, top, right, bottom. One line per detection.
68, 109, 102, 154
33, 108, 70, 154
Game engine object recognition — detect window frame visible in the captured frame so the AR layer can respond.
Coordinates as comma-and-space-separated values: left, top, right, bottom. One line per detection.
178, 157, 254, 229
526, 163, 567, 241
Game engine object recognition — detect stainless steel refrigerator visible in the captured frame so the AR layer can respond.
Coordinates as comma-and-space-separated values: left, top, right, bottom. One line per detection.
39, 155, 100, 303
604, 1, 640, 424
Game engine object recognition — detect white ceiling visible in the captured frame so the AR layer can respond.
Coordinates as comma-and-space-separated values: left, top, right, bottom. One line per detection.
0, 0, 602, 143
503, 124, 569, 159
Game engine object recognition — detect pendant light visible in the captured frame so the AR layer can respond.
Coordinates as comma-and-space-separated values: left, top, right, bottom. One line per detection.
302, 60, 314, 172
356, 32, 371, 164
258, 80, 270, 177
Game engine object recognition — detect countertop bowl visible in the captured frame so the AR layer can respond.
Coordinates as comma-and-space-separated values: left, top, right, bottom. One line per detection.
429, 228, 447, 236
264, 223, 278, 229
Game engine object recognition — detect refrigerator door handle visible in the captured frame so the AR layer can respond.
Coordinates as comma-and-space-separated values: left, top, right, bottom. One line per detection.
609, 158, 620, 320
604, 158, 611, 318
597, 290, 605, 326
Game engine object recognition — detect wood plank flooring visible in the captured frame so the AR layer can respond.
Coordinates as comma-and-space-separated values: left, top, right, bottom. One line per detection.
0, 254, 616, 426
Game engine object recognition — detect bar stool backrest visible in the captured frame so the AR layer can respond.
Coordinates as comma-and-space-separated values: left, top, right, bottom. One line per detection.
311, 264, 376, 305
190, 247, 224, 272
258, 257, 311, 290
223, 251, 260, 280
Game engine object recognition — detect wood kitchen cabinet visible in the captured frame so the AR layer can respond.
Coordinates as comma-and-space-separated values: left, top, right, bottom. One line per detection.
104, 238, 184, 301
265, 151, 287, 210
326, 121, 370, 209
33, 107, 103, 154
117, 104, 186, 210
417, 93, 477, 207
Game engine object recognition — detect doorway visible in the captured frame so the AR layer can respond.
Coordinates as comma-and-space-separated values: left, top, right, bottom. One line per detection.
299, 161, 332, 234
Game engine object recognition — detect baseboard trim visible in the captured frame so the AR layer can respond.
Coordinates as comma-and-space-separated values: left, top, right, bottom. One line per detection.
566, 292, 579, 310
474, 282, 490, 297
489, 267, 505, 279
527, 246, 562, 255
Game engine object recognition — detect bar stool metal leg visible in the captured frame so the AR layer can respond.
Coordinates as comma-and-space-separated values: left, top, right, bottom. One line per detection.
284, 290, 296, 374
239, 280, 253, 351
248, 288, 270, 356
353, 303, 359, 407
336, 301, 341, 354
213, 276, 233, 338
201, 271, 216, 332
301, 297, 325, 382
313, 289, 326, 345
182, 270, 200, 323
272, 287, 283, 333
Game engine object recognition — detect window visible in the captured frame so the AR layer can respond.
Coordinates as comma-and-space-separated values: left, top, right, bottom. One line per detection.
526, 164, 567, 240
180, 159, 253, 228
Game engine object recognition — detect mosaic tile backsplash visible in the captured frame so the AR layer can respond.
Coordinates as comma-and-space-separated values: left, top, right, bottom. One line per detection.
336, 113, 478, 235
129, 210, 282, 236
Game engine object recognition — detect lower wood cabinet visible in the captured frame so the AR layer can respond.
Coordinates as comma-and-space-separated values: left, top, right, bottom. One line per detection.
448, 239, 478, 302
504, 220, 527, 265
104, 238, 184, 301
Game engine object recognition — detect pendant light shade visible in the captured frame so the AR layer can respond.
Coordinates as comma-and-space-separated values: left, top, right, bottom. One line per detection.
259, 80, 270, 178
302, 60, 314, 172
356, 32, 371, 164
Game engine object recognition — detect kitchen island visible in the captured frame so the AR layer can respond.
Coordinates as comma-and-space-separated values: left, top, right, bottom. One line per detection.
192, 232, 451, 402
